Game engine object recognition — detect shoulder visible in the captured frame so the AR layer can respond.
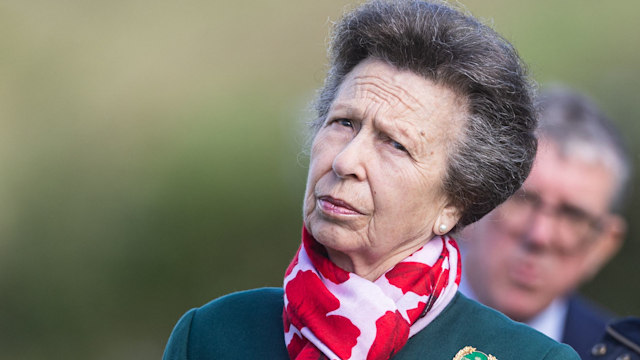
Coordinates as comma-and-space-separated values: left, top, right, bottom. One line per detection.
565, 293, 612, 328
163, 288, 288, 360
196, 287, 285, 319
593, 316, 640, 360
563, 294, 612, 358
395, 292, 579, 360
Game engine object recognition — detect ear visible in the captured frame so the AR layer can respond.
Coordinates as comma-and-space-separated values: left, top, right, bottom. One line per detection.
581, 214, 626, 281
433, 203, 463, 235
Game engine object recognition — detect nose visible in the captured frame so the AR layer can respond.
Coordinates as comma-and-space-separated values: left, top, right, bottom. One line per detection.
520, 210, 557, 253
332, 134, 367, 181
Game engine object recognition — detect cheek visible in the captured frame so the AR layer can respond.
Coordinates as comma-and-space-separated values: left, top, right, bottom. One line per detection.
470, 227, 511, 264
308, 137, 336, 177
481, 212, 511, 242
303, 149, 332, 217
302, 186, 314, 218
552, 261, 585, 289
303, 166, 319, 216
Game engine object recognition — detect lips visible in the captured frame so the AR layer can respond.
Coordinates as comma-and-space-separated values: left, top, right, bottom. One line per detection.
508, 261, 542, 290
317, 195, 363, 215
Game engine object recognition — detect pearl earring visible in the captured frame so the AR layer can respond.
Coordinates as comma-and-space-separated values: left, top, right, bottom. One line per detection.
439, 224, 447, 233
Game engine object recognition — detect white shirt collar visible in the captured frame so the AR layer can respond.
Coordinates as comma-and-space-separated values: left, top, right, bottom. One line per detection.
525, 297, 569, 342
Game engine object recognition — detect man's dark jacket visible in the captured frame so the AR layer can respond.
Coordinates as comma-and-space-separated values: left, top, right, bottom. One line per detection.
563, 295, 612, 359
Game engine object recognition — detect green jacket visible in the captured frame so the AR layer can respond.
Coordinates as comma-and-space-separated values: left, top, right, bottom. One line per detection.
163, 288, 579, 360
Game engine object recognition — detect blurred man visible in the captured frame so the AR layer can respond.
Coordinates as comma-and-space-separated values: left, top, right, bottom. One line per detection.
460, 86, 631, 359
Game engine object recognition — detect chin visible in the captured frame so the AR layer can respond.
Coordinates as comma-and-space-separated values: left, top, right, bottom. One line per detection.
495, 293, 547, 323
310, 221, 347, 245
309, 219, 364, 253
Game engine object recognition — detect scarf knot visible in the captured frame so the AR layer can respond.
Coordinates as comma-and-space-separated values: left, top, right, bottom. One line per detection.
283, 227, 461, 360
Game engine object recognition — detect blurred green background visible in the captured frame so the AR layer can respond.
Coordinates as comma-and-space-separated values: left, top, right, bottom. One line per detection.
0, 0, 638, 359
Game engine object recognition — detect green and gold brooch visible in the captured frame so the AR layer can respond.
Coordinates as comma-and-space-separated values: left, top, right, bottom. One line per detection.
453, 346, 497, 360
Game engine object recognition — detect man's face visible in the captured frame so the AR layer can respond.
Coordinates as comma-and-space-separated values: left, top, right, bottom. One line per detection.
462, 140, 618, 321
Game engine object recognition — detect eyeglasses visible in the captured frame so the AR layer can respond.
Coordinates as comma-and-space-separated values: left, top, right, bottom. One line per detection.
496, 189, 605, 257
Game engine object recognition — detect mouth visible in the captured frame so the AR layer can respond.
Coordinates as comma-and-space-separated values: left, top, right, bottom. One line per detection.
317, 195, 363, 216
508, 261, 542, 290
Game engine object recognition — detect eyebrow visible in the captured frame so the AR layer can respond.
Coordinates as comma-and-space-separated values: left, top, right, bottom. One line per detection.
328, 102, 359, 119
328, 101, 422, 154
517, 188, 599, 219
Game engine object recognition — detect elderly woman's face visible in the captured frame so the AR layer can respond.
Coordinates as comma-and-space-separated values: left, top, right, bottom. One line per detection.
303, 59, 466, 277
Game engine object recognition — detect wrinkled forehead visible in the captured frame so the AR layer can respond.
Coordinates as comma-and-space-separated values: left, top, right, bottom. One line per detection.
329, 59, 469, 130
552, 137, 623, 177
338, 59, 468, 106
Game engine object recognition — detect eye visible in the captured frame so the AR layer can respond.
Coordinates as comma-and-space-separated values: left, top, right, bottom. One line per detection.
390, 140, 408, 153
336, 118, 353, 128
558, 205, 592, 224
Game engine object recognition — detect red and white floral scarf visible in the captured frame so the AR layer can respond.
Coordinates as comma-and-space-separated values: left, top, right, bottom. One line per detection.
283, 227, 461, 360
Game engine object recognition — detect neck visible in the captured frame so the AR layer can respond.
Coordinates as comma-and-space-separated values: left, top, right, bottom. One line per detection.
325, 241, 430, 281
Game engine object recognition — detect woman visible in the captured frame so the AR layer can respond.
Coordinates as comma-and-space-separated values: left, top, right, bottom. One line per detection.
164, 1, 580, 359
